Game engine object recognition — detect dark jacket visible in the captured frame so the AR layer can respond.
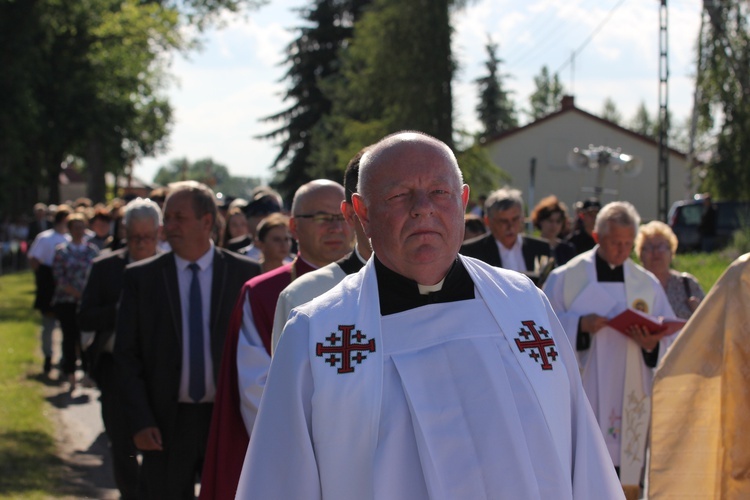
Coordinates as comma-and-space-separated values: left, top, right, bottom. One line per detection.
114, 248, 260, 442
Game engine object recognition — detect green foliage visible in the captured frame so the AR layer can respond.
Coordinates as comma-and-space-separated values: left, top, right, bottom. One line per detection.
456, 138, 509, 196
0, 0, 183, 208
260, 0, 370, 201
0, 272, 64, 497
698, 1, 750, 200
672, 251, 734, 293
600, 97, 622, 125
160, 0, 268, 31
527, 65, 564, 120
630, 101, 655, 137
0, 0, 266, 213
475, 37, 517, 139
153, 157, 262, 198
312, 0, 455, 175
728, 226, 750, 255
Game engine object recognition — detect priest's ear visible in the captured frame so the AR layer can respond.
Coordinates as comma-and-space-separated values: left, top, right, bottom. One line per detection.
352, 193, 371, 237
592, 231, 599, 244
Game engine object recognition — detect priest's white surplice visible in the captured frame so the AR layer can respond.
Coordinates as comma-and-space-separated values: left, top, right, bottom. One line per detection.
236, 256, 622, 499
270, 261, 347, 355
543, 248, 677, 485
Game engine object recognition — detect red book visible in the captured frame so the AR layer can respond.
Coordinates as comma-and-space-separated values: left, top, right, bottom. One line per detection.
607, 308, 686, 336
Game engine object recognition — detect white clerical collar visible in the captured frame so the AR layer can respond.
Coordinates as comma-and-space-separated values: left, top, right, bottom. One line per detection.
174, 240, 214, 271
594, 246, 620, 270
417, 276, 447, 295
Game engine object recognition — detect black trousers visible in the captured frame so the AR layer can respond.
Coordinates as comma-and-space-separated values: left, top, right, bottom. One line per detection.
53, 302, 80, 375
139, 403, 213, 499
98, 353, 140, 499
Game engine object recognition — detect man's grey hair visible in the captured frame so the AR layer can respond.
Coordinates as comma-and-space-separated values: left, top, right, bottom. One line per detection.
594, 201, 641, 236
123, 198, 162, 229
166, 180, 217, 224
485, 187, 523, 217
357, 131, 462, 201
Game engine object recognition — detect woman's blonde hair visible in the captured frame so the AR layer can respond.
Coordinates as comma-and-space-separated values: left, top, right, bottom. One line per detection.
634, 220, 679, 258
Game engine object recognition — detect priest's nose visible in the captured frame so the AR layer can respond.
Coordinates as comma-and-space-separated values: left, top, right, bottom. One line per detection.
410, 192, 435, 217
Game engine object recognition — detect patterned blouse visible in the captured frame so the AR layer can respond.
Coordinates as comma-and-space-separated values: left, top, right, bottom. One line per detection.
51, 242, 99, 305
664, 270, 705, 320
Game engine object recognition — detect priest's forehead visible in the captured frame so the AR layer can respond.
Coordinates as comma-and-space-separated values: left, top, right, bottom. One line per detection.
358, 132, 461, 197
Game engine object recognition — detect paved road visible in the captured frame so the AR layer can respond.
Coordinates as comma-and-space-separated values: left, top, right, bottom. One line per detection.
43, 329, 119, 499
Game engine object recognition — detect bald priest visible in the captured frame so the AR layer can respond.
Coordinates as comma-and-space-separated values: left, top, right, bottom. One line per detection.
234, 131, 622, 499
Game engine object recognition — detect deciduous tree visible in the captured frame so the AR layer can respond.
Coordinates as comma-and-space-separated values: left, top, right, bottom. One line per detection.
528, 65, 564, 121
697, 1, 750, 200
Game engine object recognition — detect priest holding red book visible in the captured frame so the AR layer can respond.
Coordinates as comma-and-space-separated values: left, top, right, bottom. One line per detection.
544, 201, 678, 499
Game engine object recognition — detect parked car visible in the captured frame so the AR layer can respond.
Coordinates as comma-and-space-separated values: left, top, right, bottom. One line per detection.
668, 199, 750, 252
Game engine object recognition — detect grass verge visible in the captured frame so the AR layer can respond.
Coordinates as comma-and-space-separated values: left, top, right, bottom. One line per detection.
673, 250, 737, 293
0, 271, 64, 499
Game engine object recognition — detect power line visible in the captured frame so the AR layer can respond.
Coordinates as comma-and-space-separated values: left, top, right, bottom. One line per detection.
506, 0, 597, 68
555, 0, 629, 75
509, 2, 588, 59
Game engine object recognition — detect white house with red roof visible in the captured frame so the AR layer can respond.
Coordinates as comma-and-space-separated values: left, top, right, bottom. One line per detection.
480, 95, 690, 221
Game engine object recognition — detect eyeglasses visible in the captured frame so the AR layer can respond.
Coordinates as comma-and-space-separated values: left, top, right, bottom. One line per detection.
294, 213, 346, 224
641, 243, 671, 253
128, 234, 157, 244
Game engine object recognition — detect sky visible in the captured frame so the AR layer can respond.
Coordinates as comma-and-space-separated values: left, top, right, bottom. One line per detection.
134, 0, 704, 185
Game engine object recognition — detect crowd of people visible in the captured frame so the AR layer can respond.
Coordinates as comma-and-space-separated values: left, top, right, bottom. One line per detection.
18, 130, 746, 499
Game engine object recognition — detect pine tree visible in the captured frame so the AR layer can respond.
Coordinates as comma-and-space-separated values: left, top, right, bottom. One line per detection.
310, 0, 456, 178
475, 38, 517, 140
258, 0, 370, 200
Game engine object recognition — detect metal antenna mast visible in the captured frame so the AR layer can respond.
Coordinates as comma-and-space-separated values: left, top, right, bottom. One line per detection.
657, 0, 670, 221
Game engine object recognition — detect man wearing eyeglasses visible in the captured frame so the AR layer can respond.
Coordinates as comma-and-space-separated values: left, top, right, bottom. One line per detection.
200, 180, 353, 500
543, 201, 678, 497
78, 198, 162, 500
460, 186, 551, 284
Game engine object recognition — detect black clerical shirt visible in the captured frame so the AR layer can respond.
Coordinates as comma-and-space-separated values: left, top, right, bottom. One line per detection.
336, 248, 366, 276
577, 252, 659, 366
374, 257, 475, 316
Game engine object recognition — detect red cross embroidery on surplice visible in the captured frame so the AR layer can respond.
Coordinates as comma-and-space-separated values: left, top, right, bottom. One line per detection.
515, 320, 558, 370
316, 324, 376, 374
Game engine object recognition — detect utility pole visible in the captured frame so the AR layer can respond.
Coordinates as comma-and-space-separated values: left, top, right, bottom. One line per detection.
657, 0, 670, 221
686, 11, 706, 199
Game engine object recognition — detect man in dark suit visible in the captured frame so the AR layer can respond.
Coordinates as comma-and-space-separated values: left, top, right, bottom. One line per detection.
461, 187, 550, 281
114, 181, 261, 499
79, 198, 163, 500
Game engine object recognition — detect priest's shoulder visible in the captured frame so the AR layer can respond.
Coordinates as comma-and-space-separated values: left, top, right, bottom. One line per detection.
461, 255, 538, 292
547, 248, 593, 278
283, 262, 341, 293
292, 269, 362, 317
